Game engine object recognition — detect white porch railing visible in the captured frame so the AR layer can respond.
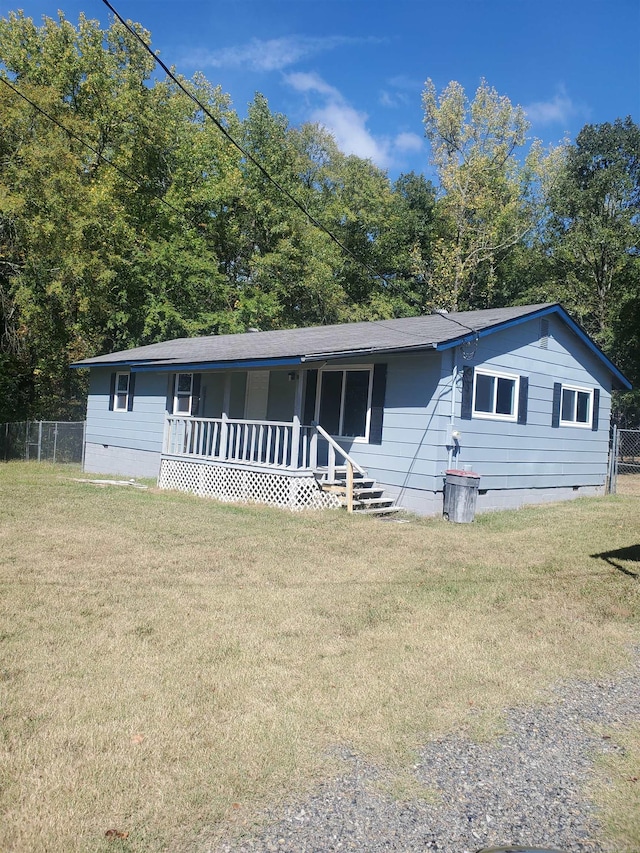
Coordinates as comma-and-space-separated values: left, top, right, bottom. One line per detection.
313, 422, 366, 513
164, 416, 318, 470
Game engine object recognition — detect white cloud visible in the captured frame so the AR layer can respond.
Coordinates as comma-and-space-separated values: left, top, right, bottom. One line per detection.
379, 89, 410, 108
379, 74, 420, 109
184, 35, 368, 73
285, 71, 392, 167
524, 86, 581, 126
314, 102, 393, 166
285, 72, 425, 170
394, 132, 424, 154
286, 71, 341, 99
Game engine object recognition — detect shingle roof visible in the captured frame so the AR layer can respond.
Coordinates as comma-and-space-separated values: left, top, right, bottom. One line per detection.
73, 304, 554, 366
71, 302, 631, 389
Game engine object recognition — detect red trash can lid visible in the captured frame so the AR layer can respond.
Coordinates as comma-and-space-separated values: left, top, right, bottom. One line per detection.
445, 469, 480, 478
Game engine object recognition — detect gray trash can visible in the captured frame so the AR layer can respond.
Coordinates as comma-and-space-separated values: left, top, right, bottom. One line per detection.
443, 469, 480, 523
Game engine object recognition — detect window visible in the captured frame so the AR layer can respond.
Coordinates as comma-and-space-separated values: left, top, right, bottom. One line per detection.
560, 385, 593, 427
109, 371, 134, 412
472, 369, 519, 421
316, 368, 373, 439
172, 373, 201, 416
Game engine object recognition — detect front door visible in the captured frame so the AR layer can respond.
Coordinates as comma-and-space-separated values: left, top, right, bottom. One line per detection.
244, 371, 270, 420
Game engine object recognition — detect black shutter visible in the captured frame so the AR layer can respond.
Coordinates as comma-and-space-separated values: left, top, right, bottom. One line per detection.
552, 382, 562, 428
461, 366, 474, 420
592, 388, 600, 431
369, 363, 387, 445
191, 374, 202, 416
108, 372, 116, 411
517, 376, 528, 425
166, 374, 175, 413
303, 369, 318, 425
127, 373, 136, 411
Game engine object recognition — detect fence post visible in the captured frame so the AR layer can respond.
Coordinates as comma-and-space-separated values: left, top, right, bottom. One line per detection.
53, 422, 58, 463
606, 424, 615, 494
613, 426, 620, 492
25, 421, 29, 461
37, 420, 43, 462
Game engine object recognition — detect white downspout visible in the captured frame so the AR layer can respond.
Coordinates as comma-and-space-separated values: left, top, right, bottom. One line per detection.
448, 348, 458, 470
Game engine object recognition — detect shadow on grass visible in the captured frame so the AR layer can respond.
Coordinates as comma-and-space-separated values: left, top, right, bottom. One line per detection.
591, 544, 640, 579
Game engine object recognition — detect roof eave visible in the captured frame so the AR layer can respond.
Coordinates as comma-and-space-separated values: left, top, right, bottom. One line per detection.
435, 303, 632, 391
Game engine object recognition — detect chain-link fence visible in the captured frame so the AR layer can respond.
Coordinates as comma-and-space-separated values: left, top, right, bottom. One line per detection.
1, 421, 85, 464
608, 426, 640, 493
618, 428, 640, 474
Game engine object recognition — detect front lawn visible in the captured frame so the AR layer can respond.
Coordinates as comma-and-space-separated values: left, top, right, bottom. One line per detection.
1, 462, 638, 851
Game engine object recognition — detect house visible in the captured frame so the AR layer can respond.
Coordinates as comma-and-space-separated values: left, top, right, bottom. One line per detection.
71, 303, 631, 515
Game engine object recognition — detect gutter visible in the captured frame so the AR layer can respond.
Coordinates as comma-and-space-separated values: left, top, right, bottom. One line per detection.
302, 342, 438, 361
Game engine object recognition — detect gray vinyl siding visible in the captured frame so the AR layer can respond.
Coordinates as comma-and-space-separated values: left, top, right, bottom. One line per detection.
85, 368, 168, 453
452, 316, 612, 491
341, 352, 450, 494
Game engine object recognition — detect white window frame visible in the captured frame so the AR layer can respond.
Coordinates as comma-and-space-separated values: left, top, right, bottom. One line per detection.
315, 365, 374, 442
559, 384, 593, 428
472, 368, 520, 422
113, 372, 130, 412
173, 372, 194, 416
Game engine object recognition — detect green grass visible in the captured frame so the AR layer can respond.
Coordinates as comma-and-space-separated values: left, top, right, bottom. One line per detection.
1, 462, 639, 852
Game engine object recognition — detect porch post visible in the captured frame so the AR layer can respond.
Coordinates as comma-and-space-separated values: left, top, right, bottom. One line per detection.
290, 371, 304, 469
220, 374, 231, 459
162, 414, 170, 455
309, 429, 318, 470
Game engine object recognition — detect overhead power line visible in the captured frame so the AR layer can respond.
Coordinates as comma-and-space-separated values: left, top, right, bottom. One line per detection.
2, 5, 479, 340
99, 0, 395, 286
0, 75, 188, 221
99, 0, 479, 338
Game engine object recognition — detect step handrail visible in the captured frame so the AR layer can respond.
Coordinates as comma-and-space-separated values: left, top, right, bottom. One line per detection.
312, 422, 367, 477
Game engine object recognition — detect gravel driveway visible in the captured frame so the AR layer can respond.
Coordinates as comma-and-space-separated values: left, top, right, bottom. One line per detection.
209, 651, 639, 853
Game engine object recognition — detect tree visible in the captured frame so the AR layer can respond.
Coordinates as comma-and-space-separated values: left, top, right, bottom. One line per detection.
545, 118, 640, 339
0, 12, 241, 416
421, 78, 548, 311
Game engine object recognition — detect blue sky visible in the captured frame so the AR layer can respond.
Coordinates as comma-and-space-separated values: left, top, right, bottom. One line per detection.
2, 0, 639, 180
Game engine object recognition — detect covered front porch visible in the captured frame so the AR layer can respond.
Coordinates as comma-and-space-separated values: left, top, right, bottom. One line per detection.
163, 415, 320, 472
155, 364, 396, 512
159, 414, 370, 511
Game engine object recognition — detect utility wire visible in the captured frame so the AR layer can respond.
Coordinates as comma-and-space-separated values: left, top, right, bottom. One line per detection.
100, 0, 395, 287
0, 75, 188, 221
3, 4, 479, 340
100, 0, 480, 338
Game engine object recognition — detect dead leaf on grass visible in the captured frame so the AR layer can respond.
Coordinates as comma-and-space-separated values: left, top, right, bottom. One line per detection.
105, 828, 129, 839
131, 734, 145, 745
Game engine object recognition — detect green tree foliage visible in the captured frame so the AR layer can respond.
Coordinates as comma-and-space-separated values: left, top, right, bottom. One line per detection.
0, 9, 636, 423
544, 118, 640, 338
421, 78, 550, 311
540, 118, 640, 423
0, 12, 240, 416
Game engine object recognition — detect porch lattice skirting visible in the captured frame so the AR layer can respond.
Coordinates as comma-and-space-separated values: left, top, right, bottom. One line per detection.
159, 458, 342, 511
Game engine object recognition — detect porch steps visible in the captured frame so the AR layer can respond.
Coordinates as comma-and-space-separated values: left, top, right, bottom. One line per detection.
316, 466, 404, 516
